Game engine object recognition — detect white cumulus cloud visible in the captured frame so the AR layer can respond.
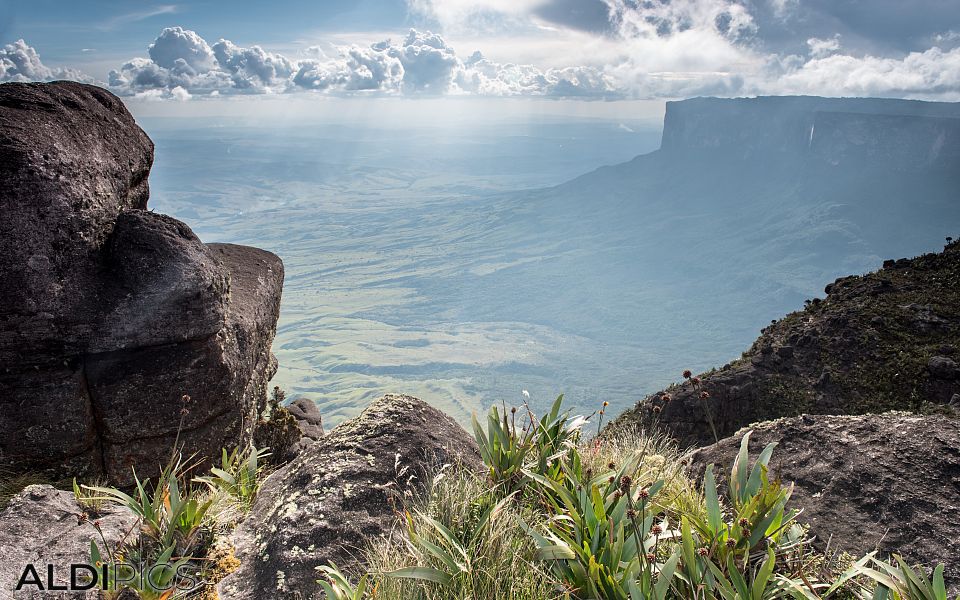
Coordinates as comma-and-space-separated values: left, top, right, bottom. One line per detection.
771, 46, 960, 98
0, 39, 91, 83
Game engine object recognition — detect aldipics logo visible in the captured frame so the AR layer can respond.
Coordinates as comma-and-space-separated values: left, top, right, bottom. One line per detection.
14, 547, 198, 595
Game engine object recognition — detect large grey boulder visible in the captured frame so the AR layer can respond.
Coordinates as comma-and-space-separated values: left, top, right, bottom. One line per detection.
0, 82, 283, 483
218, 394, 483, 600
0, 81, 153, 361
688, 412, 960, 593
0, 485, 138, 599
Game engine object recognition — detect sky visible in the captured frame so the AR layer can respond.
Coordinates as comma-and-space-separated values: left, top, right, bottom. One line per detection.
1, 0, 959, 106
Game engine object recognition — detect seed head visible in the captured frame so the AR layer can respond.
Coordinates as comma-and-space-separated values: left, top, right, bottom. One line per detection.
725, 539, 736, 548
699, 391, 710, 400
602, 401, 609, 407
181, 394, 191, 404
661, 393, 672, 402
652, 405, 661, 413
691, 376, 701, 385
697, 547, 709, 557
638, 488, 650, 500
651, 524, 663, 536
626, 508, 637, 519
646, 552, 656, 561
683, 370, 692, 379
738, 518, 750, 528
619, 475, 632, 492
607, 461, 616, 469
77, 513, 88, 525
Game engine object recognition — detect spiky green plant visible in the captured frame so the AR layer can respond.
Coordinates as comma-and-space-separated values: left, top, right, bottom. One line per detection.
524, 465, 679, 600
84, 455, 212, 555
88, 539, 192, 600
196, 444, 270, 510
689, 432, 798, 570
831, 553, 959, 600
317, 563, 370, 600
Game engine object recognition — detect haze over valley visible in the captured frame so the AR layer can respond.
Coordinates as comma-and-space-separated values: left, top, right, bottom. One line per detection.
141, 97, 960, 425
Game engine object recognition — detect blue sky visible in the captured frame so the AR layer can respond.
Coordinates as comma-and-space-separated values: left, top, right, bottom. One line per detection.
2, 0, 960, 103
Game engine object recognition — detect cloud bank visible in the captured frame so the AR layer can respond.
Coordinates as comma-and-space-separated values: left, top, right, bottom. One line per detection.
102, 26, 618, 99
3, 0, 960, 101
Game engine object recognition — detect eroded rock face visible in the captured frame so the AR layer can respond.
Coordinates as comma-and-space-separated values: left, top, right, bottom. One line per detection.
0, 82, 283, 483
609, 242, 960, 447
0, 485, 138, 599
218, 394, 483, 600
688, 413, 960, 593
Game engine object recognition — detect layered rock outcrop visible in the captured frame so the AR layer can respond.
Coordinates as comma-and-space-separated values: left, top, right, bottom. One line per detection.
688, 413, 960, 593
609, 241, 960, 447
218, 394, 482, 600
0, 82, 283, 483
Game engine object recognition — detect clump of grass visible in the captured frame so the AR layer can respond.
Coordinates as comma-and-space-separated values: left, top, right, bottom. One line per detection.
73, 475, 109, 514
0, 469, 51, 510
197, 444, 270, 515
364, 467, 555, 599
71, 392, 272, 598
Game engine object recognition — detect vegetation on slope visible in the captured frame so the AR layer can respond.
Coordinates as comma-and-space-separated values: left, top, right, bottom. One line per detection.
322, 396, 956, 600
608, 239, 960, 446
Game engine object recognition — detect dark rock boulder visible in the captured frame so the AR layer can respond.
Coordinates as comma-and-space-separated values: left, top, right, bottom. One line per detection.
287, 397, 325, 445
687, 413, 960, 593
929, 356, 959, 380
0, 82, 284, 484
608, 241, 960, 447
0, 81, 153, 361
218, 394, 483, 600
91, 210, 229, 352
0, 485, 138, 599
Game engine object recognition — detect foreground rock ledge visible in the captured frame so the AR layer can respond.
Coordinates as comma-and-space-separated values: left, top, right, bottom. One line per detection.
688, 412, 960, 593
0, 485, 137, 599
218, 394, 482, 600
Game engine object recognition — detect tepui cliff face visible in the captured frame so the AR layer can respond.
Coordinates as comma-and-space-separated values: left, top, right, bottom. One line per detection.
660, 95, 960, 171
